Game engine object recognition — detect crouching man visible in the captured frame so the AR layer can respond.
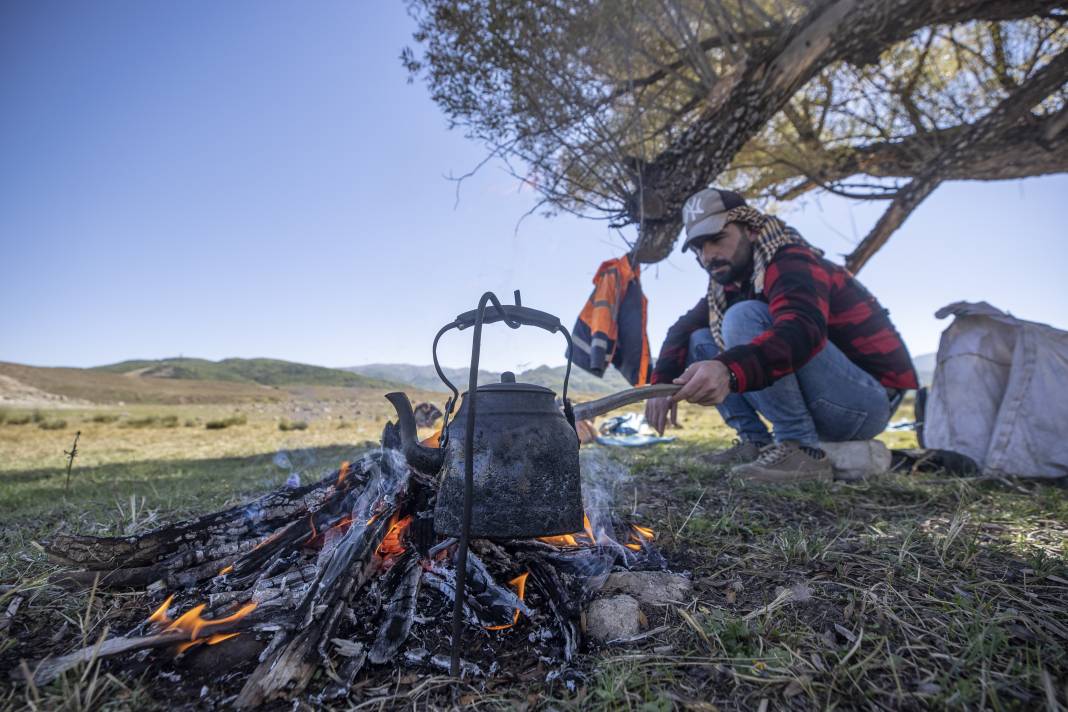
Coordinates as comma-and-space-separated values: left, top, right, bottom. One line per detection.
645, 188, 917, 483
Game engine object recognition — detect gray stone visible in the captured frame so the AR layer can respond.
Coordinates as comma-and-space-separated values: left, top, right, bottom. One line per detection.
585, 595, 642, 642
601, 571, 693, 605
821, 440, 892, 481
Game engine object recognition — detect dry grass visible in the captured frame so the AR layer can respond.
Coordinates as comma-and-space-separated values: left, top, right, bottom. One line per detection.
553, 417, 1067, 711
1, 395, 1065, 710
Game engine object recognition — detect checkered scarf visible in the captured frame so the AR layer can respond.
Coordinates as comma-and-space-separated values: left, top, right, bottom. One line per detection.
705, 206, 821, 349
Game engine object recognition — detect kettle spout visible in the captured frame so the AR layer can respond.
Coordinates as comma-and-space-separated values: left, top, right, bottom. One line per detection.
385, 392, 446, 474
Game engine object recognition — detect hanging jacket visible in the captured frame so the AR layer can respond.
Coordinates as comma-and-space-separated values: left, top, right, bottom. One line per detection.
570, 256, 651, 386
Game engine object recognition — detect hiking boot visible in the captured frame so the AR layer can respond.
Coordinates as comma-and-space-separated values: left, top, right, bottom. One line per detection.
704, 439, 769, 466
729, 441, 832, 484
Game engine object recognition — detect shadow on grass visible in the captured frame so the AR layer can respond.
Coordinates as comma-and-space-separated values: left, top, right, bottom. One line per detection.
0, 444, 372, 534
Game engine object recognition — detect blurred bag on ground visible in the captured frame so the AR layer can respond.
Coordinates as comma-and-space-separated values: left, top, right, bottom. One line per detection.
596, 413, 675, 448
925, 302, 1068, 479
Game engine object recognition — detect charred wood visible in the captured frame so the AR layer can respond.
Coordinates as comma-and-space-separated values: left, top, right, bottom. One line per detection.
368, 552, 422, 665
44, 458, 370, 570
525, 560, 580, 663
424, 551, 529, 629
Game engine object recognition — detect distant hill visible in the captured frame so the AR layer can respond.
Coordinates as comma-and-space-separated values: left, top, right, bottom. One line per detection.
0, 361, 285, 405
95, 357, 397, 389
344, 363, 632, 395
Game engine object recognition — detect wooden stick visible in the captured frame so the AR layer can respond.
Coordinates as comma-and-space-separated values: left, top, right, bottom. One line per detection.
572, 384, 681, 421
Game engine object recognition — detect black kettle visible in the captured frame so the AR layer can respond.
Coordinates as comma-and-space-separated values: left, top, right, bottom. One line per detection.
385, 291, 583, 538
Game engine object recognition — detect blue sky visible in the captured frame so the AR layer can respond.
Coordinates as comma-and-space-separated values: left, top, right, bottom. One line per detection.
2, 2, 1066, 375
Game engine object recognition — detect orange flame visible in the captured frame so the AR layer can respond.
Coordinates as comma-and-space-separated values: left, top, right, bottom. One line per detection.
537, 533, 579, 547
336, 460, 351, 486
420, 428, 442, 447
250, 529, 282, 553
147, 594, 175, 625
632, 524, 655, 539
538, 511, 600, 548
583, 514, 596, 544
163, 601, 257, 640
176, 631, 242, 655
625, 523, 656, 551
175, 639, 198, 655
305, 513, 356, 548
218, 564, 234, 576
484, 572, 530, 631
376, 514, 413, 558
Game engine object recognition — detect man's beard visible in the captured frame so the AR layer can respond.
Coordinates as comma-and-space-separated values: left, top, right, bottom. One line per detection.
705, 259, 742, 284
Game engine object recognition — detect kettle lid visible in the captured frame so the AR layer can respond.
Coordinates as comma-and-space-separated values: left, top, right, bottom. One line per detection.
474, 371, 555, 395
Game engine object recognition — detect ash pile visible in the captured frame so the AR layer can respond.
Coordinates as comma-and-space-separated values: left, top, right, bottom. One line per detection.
16, 443, 687, 707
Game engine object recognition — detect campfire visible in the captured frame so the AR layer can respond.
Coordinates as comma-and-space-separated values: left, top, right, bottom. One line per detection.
21, 438, 666, 706
16, 293, 681, 705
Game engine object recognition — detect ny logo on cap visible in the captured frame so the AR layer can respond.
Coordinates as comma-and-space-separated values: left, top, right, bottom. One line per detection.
682, 195, 705, 225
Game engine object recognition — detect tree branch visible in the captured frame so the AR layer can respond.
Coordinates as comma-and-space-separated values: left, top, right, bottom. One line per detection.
770, 113, 1068, 201
845, 45, 1068, 272
631, 0, 1061, 262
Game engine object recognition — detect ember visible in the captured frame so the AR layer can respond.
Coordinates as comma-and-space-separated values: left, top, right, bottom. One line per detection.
376, 514, 413, 558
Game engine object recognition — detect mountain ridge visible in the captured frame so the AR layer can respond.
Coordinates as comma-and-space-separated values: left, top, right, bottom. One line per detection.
93, 357, 398, 389
344, 362, 632, 394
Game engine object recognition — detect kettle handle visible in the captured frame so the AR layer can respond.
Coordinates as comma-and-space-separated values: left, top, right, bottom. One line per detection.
453, 304, 561, 333
431, 291, 574, 409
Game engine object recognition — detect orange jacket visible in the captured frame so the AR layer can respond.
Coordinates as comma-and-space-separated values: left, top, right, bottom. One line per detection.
570, 256, 651, 386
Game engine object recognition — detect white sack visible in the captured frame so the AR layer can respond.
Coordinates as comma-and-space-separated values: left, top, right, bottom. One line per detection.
925, 301, 1068, 478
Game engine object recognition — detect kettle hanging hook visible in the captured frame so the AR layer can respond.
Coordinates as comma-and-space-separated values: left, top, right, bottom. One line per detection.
438, 290, 575, 679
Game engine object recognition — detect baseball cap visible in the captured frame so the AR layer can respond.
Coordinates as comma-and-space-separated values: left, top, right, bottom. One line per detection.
680, 188, 747, 252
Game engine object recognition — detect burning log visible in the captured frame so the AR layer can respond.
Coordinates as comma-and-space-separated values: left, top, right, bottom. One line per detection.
525, 560, 580, 663
233, 453, 410, 708
233, 514, 395, 708
19, 596, 263, 686
323, 637, 367, 701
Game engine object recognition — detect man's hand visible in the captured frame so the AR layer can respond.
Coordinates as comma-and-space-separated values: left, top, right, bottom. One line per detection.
671, 360, 732, 406
644, 397, 678, 436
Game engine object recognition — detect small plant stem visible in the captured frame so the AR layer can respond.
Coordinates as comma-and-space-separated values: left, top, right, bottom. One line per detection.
64, 431, 81, 491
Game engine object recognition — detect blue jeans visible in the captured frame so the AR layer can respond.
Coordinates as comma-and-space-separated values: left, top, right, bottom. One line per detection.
686, 300, 891, 447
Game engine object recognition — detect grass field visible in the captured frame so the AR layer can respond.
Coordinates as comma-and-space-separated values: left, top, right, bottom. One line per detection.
1, 392, 1066, 710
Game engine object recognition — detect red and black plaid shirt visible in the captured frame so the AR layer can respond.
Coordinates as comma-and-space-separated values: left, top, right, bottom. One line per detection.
651, 245, 918, 393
